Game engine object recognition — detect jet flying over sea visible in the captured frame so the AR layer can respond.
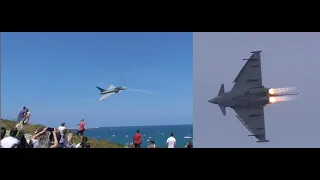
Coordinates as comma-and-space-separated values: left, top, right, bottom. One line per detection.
96, 85, 126, 100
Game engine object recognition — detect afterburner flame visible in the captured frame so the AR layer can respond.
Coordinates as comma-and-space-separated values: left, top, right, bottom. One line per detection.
269, 87, 296, 95
269, 88, 276, 95
269, 96, 293, 104
269, 97, 277, 103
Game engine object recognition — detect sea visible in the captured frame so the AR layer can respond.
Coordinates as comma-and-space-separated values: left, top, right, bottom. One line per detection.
74, 124, 193, 148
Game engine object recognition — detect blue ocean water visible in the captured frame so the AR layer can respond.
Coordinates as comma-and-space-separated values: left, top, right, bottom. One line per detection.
75, 124, 193, 148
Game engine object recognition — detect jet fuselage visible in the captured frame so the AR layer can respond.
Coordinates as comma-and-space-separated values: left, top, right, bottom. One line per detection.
101, 87, 126, 94
209, 87, 273, 108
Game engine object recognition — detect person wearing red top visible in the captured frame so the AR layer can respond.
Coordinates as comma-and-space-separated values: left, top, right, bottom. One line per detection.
76, 119, 86, 138
133, 130, 142, 148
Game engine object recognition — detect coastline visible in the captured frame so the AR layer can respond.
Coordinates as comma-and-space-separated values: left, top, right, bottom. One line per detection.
0, 119, 123, 148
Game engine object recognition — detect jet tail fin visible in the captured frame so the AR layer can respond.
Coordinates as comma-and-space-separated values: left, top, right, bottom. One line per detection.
219, 105, 226, 116
96, 86, 106, 93
218, 84, 224, 96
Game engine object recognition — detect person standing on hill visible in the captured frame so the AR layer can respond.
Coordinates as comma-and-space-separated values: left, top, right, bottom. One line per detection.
76, 119, 85, 138
23, 108, 31, 126
58, 122, 67, 135
166, 132, 176, 148
133, 130, 142, 148
17, 106, 26, 123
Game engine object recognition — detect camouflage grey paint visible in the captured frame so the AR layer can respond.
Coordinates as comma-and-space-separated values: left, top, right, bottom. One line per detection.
96, 85, 127, 101
96, 86, 126, 94
208, 51, 299, 143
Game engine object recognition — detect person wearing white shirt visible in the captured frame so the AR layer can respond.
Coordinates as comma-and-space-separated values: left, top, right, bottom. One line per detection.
23, 108, 31, 125
166, 132, 176, 148
58, 122, 67, 134
1, 128, 19, 148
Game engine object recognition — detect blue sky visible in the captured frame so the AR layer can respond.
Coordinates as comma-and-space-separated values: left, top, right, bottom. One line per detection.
1, 32, 192, 128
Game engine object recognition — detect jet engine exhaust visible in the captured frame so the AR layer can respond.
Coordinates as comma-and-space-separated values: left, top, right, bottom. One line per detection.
269, 87, 296, 95
269, 96, 294, 104
127, 89, 155, 94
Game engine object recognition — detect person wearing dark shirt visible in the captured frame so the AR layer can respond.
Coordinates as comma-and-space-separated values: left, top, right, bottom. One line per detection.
17, 106, 26, 122
15, 129, 31, 148
133, 130, 142, 148
0, 127, 6, 140
77, 136, 90, 148
0, 127, 6, 148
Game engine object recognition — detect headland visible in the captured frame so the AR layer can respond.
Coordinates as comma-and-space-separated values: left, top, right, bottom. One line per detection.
0, 119, 123, 148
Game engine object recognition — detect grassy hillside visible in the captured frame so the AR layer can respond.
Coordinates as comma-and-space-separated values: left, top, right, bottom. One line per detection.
0, 119, 123, 148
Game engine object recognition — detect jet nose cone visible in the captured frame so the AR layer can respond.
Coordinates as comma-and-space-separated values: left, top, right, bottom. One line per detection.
208, 96, 221, 104
208, 97, 217, 104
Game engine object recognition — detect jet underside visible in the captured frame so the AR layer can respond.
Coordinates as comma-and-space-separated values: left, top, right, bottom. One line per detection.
208, 51, 299, 143
96, 85, 126, 100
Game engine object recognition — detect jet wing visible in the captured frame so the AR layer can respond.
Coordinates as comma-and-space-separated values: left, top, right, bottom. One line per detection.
233, 107, 269, 143
99, 92, 115, 101
107, 85, 116, 90
232, 51, 262, 91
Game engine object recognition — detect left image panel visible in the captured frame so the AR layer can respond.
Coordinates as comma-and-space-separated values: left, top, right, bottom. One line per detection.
1, 32, 193, 148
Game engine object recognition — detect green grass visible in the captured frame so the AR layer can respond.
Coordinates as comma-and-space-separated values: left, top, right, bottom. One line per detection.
0, 119, 123, 148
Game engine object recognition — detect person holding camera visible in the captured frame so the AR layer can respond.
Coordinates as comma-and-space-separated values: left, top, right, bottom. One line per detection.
31, 127, 58, 148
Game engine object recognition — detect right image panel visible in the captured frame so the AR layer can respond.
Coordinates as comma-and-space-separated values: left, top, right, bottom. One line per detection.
193, 32, 320, 148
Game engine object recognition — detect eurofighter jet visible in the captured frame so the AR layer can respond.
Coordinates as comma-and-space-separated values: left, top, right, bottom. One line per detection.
96, 85, 126, 100
208, 51, 300, 143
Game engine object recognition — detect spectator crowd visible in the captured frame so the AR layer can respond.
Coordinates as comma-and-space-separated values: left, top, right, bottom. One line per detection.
0, 122, 91, 148
1, 106, 193, 148
125, 130, 193, 148
0, 106, 90, 148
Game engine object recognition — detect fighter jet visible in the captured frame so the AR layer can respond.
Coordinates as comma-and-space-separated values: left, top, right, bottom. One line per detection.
208, 51, 300, 143
96, 85, 126, 100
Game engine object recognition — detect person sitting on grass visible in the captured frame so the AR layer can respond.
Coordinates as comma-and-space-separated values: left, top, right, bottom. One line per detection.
185, 141, 193, 148
15, 129, 30, 148
66, 132, 76, 148
32, 127, 46, 148
76, 136, 90, 148
30, 128, 44, 148
1, 127, 20, 148
148, 140, 156, 148
59, 129, 74, 148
